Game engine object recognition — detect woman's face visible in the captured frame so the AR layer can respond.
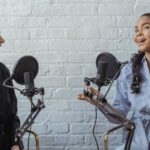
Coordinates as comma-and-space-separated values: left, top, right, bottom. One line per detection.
134, 16, 150, 53
0, 35, 5, 47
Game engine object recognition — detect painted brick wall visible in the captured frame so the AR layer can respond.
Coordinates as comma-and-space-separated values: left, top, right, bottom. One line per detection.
0, 0, 150, 149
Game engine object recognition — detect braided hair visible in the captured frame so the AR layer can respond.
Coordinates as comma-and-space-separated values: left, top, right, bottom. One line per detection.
131, 51, 144, 93
131, 13, 150, 93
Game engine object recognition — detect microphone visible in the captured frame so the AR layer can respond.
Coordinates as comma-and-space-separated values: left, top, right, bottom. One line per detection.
84, 61, 109, 87
96, 61, 108, 80
2, 56, 39, 96
23, 71, 37, 97
84, 52, 123, 88
24, 72, 35, 91
95, 61, 108, 87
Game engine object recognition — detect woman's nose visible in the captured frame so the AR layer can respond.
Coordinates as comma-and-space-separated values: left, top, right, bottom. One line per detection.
137, 29, 143, 36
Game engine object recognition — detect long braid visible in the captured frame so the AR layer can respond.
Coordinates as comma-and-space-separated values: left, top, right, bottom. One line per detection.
131, 52, 145, 93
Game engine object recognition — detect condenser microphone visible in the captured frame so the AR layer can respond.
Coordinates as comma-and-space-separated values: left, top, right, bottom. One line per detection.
24, 72, 35, 90
84, 61, 108, 87
95, 61, 108, 87
96, 61, 108, 80
3, 56, 39, 95
84, 52, 122, 88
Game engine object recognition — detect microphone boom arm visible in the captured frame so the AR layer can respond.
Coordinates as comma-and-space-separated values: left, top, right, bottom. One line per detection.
79, 52, 132, 149
16, 98, 45, 140
80, 90, 135, 150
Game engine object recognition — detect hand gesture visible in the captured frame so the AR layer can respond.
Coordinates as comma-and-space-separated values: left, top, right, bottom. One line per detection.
78, 86, 102, 101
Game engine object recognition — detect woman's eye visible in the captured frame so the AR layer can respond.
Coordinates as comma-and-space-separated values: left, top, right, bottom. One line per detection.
143, 25, 150, 29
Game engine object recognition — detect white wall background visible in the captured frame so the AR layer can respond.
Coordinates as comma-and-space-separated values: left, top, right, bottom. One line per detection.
0, 0, 150, 149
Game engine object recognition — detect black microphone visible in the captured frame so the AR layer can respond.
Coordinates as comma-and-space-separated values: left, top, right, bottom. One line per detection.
84, 61, 108, 87
95, 61, 108, 87
24, 72, 35, 91
96, 61, 108, 80
84, 52, 123, 88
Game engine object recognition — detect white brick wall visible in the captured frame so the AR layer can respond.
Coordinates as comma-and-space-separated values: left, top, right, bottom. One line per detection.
0, 0, 150, 149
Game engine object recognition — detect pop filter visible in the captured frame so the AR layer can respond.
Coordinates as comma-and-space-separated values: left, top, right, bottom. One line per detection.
96, 52, 121, 81
12, 56, 39, 85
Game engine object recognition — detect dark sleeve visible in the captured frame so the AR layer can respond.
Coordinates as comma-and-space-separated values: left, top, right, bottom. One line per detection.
8, 75, 24, 148
0, 62, 17, 116
9, 115, 20, 146
9, 115, 24, 149
0, 63, 23, 148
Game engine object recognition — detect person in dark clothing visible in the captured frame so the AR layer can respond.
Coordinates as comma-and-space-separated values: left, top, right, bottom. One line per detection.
0, 35, 21, 150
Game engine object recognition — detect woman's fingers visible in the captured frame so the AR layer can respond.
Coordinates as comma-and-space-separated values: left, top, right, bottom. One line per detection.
78, 86, 103, 101
78, 94, 87, 100
88, 87, 99, 96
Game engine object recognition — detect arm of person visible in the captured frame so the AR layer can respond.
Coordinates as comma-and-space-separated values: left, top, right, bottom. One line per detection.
7, 69, 24, 150
0, 63, 23, 150
9, 89, 24, 150
112, 75, 131, 118
79, 64, 131, 124
78, 85, 131, 124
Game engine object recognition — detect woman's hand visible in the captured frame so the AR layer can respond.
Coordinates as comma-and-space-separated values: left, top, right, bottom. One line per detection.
78, 93, 88, 100
87, 86, 99, 96
11, 145, 20, 150
78, 86, 102, 101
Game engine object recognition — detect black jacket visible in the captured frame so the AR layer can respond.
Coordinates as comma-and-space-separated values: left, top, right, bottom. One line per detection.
0, 62, 21, 149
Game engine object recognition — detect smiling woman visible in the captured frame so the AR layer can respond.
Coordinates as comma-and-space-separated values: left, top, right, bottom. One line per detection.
134, 14, 150, 53
133, 14, 150, 69
78, 13, 150, 150
0, 34, 23, 150
131, 13, 150, 94
111, 13, 150, 150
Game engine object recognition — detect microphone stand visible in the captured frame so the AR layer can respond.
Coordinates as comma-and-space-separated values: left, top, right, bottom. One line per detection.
83, 83, 135, 150
96, 95, 135, 150
83, 61, 135, 150
3, 76, 45, 150
16, 87, 45, 150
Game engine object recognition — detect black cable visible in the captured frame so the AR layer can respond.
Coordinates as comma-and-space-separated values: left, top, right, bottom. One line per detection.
92, 87, 101, 150
103, 62, 128, 99
92, 106, 100, 150
91, 62, 128, 150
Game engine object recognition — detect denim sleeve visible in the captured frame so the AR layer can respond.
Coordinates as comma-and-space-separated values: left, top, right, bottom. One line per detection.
113, 74, 131, 118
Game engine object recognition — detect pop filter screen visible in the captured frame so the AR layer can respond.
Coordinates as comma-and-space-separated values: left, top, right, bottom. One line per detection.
96, 52, 121, 80
12, 56, 39, 85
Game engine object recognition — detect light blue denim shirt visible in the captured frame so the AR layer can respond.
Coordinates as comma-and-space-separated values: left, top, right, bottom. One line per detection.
113, 57, 150, 150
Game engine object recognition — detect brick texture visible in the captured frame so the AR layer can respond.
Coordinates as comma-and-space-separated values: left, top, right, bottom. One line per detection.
0, 0, 149, 149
